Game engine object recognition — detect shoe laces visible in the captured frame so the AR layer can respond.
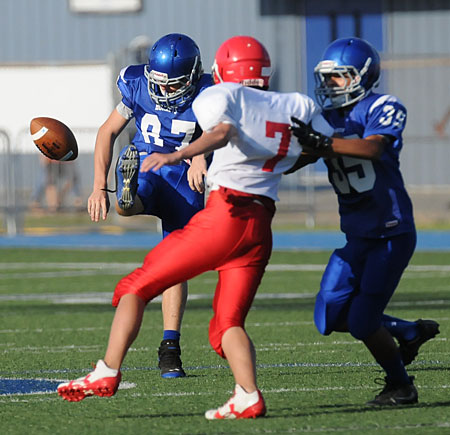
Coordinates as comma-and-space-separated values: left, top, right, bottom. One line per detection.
373, 377, 388, 387
373, 375, 415, 395
372, 377, 395, 395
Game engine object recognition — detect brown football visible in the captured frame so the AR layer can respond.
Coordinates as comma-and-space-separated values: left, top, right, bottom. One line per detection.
30, 117, 78, 161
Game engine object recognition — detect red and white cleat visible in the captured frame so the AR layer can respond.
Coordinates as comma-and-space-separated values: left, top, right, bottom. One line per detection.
57, 360, 121, 402
205, 384, 266, 420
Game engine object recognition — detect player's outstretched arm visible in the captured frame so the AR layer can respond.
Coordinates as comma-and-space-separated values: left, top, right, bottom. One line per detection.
331, 135, 386, 159
141, 123, 235, 173
88, 109, 129, 222
290, 116, 386, 160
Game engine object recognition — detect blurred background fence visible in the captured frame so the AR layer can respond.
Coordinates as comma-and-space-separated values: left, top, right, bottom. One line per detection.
0, 0, 449, 235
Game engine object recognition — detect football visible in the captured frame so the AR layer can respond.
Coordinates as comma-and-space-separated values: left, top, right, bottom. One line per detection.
30, 117, 78, 161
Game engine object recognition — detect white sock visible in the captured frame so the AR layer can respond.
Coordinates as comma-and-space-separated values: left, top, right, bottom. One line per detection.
95, 359, 118, 377
235, 384, 258, 400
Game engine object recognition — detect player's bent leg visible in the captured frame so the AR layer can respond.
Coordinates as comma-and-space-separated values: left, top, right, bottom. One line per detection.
346, 235, 413, 341
57, 360, 121, 402
381, 314, 419, 342
116, 144, 139, 210
379, 315, 439, 365
205, 384, 266, 420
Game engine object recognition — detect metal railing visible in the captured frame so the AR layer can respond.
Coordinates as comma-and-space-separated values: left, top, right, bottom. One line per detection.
0, 129, 22, 235
0, 126, 320, 234
3, 127, 448, 236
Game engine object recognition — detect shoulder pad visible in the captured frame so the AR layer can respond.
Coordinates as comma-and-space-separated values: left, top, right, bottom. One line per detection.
367, 93, 405, 115
117, 64, 146, 84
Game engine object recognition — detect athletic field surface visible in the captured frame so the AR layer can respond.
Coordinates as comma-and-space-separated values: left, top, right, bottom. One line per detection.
0, 246, 448, 434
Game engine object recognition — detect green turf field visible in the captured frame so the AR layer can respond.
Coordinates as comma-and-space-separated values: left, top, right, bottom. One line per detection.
0, 248, 448, 434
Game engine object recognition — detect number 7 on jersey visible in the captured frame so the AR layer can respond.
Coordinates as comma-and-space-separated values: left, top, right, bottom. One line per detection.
262, 121, 291, 172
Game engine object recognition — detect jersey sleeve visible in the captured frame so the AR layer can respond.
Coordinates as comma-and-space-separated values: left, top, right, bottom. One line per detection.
116, 65, 145, 114
292, 94, 334, 136
116, 67, 134, 110
364, 95, 407, 141
192, 85, 236, 132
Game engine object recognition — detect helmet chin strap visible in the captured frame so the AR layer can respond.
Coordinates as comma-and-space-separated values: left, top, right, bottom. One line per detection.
331, 94, 349, 107
211, 61, 223, 83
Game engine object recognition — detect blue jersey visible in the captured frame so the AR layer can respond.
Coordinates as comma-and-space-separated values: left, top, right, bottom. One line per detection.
322, 93, 415, 238
117, 65, 213, 154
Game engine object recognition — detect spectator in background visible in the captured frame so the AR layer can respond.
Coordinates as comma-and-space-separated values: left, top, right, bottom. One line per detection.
59, 160, 83, 210
30, 155, 82, 212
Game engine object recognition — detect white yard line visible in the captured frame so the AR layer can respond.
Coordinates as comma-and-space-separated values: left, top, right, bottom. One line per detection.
1, 338, 446, 354
0, 291, 449, 306
2, 262, 450, 273
1, 359, 446, 376
1, 381, 449, 404
0, 291, 446, 305
1, 263, 450, 282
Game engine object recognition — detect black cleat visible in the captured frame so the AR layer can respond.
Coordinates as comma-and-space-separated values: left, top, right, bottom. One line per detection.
367, 376, 418, 406
158, 339, 186, 378
399, 319, 440, 365
116, 144, 139, 210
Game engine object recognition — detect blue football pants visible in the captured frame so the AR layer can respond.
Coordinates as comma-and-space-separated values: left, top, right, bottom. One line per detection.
314, 231, 416, 340
137, 162, 204, 238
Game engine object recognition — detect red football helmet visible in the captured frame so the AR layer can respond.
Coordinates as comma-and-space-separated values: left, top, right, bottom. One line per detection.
212, 36, 271, 88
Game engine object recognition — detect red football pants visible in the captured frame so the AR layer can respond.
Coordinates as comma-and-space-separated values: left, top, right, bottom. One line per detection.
113, 186, 275, 357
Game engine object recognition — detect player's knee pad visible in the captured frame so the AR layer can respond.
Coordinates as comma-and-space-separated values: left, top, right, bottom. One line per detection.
208, 328, 225, 358
314, 291, 350, 335
314, 251, 354, 335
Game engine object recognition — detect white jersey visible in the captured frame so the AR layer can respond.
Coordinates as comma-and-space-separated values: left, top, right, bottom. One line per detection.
193, 82, 320, 201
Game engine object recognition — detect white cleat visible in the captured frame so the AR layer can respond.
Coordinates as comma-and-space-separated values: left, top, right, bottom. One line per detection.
57, 360, 121, 402
205, 384, 266, 420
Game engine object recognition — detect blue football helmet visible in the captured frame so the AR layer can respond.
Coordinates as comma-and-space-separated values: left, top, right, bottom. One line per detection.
314, 37, 381, 110
144, 33, 202, 110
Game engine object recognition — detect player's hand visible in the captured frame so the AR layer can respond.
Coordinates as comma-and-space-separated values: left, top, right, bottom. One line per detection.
87, 188, 110, 222
187, 155, 207, 193
140, 152, 182, 173
284, 152, 320, 175
290, 116, 333, 153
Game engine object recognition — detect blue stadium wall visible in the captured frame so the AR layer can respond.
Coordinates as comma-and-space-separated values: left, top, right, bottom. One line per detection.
1, 1, 448, 99
1, 0, 449, 185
